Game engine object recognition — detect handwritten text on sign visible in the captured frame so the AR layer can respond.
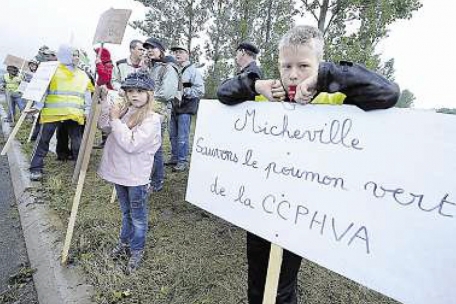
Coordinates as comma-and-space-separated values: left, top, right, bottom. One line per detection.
22, 61, 59, 101
186, 100, 456, 304
93, 8, 132, 45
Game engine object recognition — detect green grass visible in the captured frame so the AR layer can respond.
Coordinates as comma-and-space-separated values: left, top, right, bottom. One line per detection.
12, 117, 400, 304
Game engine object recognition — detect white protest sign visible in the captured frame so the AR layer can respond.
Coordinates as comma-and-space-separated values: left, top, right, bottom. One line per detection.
186, 100, 456, 304
93, 8, 132, 45
17, 81, 28, 93
22, 61, 59, 101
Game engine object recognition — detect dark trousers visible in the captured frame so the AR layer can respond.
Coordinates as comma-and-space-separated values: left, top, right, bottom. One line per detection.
247, 232, 302, 304
30, 120, 83, 173
56, 121, 85, 159
31, 118, 41, 141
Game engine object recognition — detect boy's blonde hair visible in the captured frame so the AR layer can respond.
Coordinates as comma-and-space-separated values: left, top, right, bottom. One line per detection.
118, 91, 155, 129
279, 25, 325, 61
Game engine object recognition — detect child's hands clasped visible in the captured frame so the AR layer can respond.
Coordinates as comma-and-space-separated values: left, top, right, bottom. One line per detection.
109, 103, 122, 120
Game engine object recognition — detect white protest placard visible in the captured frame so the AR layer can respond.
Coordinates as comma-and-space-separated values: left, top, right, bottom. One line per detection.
3, 54, 29, 71
93, 8, 132, 45
17, 81, 28, 93
186, 100, 456, 304
22, 61, 59, 101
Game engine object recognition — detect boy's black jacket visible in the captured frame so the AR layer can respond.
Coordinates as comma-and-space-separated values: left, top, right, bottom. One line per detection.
217, 61, 400, 111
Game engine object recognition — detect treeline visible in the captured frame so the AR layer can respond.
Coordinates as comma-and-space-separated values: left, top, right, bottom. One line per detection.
131, 0, 422, 98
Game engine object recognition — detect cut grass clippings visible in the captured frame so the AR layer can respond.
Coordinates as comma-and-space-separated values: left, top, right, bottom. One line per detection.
12, 117, 401, 304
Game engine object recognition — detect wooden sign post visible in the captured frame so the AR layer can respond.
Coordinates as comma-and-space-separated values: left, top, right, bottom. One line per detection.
27, 114, 39, 143
262, 245, 284, 304
72, 97, 98, 183
110, 187, 117, 204
61, 90, 102, 265
62, 8, 132, 264
0, 61, 59, 155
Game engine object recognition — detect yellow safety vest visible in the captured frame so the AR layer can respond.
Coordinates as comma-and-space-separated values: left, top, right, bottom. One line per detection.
3, 74, 21, 92
254, 92, 346, 105
40, 64, 90, 125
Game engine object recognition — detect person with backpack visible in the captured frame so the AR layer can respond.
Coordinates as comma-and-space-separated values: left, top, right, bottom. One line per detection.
167, 45, 205, 171
143, 37, 179, 192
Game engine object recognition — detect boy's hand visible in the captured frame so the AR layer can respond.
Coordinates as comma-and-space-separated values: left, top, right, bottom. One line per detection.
295, 74, 317, 105
255, 79, 286, 102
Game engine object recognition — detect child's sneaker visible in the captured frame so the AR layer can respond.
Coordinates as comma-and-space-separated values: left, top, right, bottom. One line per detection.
110, 242, 130, 260
126, 250, 143, 274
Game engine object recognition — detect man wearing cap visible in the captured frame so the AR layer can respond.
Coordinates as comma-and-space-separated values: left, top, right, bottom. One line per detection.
112, 39, 146, 92
143, 37, 179, 192
235, 42, 262, 78
167, 45, 205, 171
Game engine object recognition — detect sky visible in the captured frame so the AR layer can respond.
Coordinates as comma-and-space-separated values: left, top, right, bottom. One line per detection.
0, 0, 454, 109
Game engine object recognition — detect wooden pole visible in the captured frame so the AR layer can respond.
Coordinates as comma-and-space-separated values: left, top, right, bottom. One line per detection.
1, 100, 33, 155
110, 186, 117, 204
262, 244, 284, 304
27, 114, 39, 143
61, 98, 101, 265
72, 99, 97, 183
72, 43, 104, 184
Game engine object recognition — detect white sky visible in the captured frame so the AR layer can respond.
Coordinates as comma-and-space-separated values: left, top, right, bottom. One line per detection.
0, 0, 454, 109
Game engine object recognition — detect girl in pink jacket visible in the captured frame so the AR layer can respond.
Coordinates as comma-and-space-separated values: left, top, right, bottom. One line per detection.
98, 72, 161, 273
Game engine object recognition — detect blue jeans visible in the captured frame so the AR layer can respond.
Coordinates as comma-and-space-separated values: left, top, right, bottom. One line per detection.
7, 93, 26, 121
169, 112, 191, 164
150, 112, 168, 189
151, 146, 164, 189
114, 184, 149, 251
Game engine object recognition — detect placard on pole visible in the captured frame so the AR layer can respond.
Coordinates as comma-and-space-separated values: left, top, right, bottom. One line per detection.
62, 8, 132, 265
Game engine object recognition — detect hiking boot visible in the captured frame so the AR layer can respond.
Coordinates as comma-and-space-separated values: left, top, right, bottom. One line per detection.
126, 250, 144, 274
172, 163, 187, 172
30, 171, 43, 181
165, 159, 178, 166
110, 243, 130, 260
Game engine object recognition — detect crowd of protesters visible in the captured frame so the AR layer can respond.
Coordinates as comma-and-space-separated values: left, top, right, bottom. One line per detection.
1, 25, 399, 303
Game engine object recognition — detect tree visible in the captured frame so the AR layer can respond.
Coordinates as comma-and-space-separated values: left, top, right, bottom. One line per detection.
395, 89, 415, 108
131, 0, 208, 61
436, 108, 456, 115
300, 0, 422, 76
253, 0, 297, 78
202, 0, 239, 98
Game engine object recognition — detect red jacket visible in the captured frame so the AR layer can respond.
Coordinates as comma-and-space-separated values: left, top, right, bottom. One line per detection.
95, 47, 114, 90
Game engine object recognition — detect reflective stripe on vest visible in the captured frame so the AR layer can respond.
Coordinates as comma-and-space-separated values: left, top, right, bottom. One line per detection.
253, 92, 346, 104
41, 64, 89, 121
47, 90, 85, 98
43, 102, 85, 109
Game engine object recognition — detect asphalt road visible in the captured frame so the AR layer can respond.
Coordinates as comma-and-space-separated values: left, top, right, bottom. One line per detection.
0, 120, 38, 303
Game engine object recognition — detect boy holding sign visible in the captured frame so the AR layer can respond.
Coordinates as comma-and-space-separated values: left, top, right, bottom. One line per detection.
217, 25, 400, 304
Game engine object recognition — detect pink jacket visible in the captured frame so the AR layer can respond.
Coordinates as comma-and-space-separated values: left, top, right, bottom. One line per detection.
97, 103, 161, 187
